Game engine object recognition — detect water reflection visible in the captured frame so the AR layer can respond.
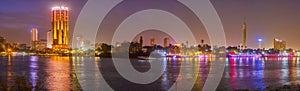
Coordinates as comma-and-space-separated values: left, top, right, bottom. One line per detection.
45, 56, 71, 90
29, 56, 38, 90
7, 56, 12, 89
219, 57, 300, 90
1, 56, 300, 90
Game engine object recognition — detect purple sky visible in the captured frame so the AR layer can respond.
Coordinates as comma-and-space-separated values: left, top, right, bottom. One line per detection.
1, 0, 300, 49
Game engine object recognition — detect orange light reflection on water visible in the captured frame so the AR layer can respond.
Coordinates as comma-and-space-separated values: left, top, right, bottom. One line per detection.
45, 56, 71, 90
7, 56, 12, 89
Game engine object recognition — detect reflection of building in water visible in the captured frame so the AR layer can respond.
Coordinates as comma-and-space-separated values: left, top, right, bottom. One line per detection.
29, 56, 39, 88
46, 56, 71, 90
274, 38, 286, 51
289, 57, 297, 85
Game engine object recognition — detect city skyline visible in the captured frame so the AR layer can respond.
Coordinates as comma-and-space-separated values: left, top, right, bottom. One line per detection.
1, 1, 300, 91
1, 0, 300, 49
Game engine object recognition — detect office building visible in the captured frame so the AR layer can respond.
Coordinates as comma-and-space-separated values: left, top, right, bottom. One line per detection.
33, 40, 47, 51
51, 6, 69, 49
274, 38, 286, 51
31, 28, 38, 49
47, 30, 52, 48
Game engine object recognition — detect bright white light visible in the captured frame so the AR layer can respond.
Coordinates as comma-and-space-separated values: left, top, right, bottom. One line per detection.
258, 39, 263, 42
52, 6, 69, 11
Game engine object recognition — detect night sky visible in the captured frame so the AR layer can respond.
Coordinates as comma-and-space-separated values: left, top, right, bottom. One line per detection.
1, 0, 300, 49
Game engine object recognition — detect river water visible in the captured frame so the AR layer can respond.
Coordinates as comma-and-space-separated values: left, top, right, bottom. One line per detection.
0, 56, 299, 90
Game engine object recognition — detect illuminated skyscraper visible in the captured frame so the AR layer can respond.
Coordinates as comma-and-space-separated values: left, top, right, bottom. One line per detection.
51, 6, 69, 49
47, 30, 52, 48
274, 38, 286, 51
241, 20, 247, 50
31, 28, 38, 49
164, 38, 170, 47
31, 28, 38, 42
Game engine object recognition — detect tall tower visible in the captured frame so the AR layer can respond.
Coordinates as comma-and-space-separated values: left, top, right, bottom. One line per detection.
139, 36, 143, 46
51, 6, 69, 49
241, 20, 247, 50
31, 28, 38, 49
257, 39, 262, 49
31, 28, 38, 42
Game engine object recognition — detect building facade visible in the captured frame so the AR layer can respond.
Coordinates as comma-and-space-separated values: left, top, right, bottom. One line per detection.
274, 38, 286, 51
51, 6, 69, 49
241, 21, 247, 50
47, 30, 52, 48
31, 28, 38, 49
33, 40, 47, 51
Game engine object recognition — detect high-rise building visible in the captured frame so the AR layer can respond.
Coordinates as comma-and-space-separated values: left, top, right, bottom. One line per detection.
31, 28, 38, 49
241, 20, 247, 50
164, 38, 170, 47
274, 38, 286, 51
31, 28, 38, 42
47, 30, 52, 48
51, 6, 69, 49
150, 38, 156, 46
